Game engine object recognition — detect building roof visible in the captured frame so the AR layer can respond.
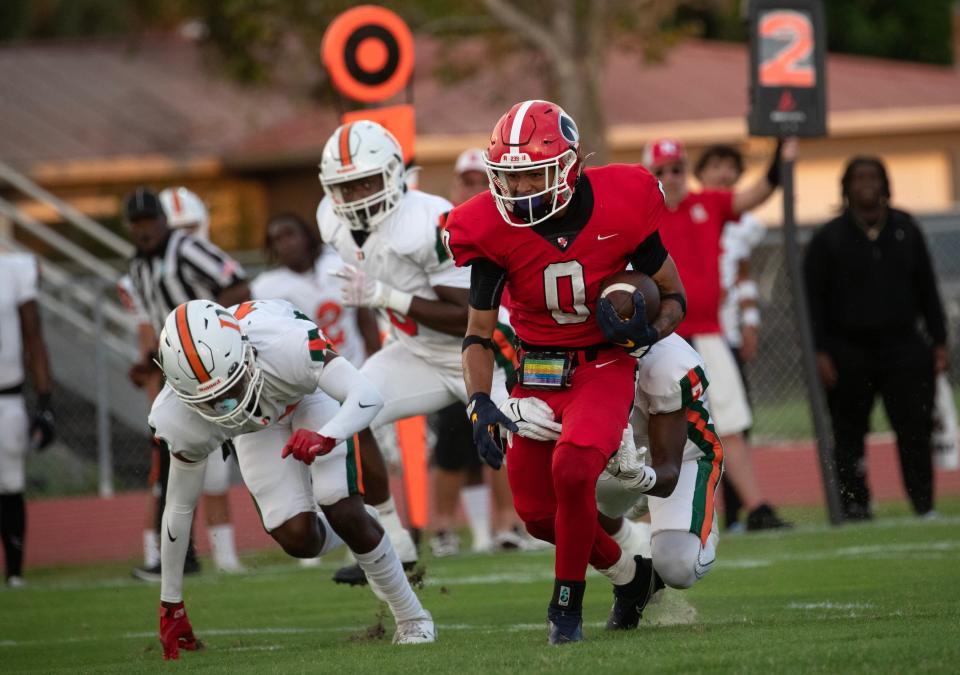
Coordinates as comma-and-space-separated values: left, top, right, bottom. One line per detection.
3, 34, 960, 175
0, 35, 297, 171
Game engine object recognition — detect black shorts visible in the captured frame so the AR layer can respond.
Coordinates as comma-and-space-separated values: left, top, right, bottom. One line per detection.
431, 402, 481, 472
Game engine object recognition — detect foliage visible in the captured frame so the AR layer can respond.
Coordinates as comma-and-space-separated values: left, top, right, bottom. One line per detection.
677, 0, 955, 66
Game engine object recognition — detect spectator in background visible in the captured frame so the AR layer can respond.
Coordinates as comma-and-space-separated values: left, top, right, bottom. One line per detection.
646, 137, 793, 531
126, 187, 250, 580
694, 145, 767, 531
430, 149, 531, 556
804, 157, 948, 521
0, 253, 54, 587
252, 212, 381, 367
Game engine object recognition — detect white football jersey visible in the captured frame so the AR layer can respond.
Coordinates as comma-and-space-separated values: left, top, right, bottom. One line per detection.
148, 299, 337, 461
317, 189, 467, 370
631, 333, 715, 462
252, 247, 366, 367
719, 212, 765, 346
0, 254, 39, 389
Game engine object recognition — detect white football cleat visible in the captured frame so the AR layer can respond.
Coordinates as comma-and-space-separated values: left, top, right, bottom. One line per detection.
6, 575, 26, 588
393, 611, 436, 645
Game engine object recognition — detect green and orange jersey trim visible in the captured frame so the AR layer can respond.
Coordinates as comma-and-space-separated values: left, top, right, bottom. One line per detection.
679, 365, 709, 407
345, 433, 364, 495
491, 321, 519, 380
307, 327, 336, 363
685, 399, 724, 545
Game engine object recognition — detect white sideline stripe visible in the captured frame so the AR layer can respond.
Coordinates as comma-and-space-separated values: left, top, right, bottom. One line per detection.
787, 602, 875, 610
14, 537, 960, 595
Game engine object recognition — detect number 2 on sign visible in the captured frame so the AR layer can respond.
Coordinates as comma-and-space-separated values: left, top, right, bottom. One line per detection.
759, 10, 815, 88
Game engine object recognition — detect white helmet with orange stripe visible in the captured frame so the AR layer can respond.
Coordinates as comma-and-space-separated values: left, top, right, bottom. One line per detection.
157, 300, 263, 429
159, 187, 210, 240
318, 120, 405, 232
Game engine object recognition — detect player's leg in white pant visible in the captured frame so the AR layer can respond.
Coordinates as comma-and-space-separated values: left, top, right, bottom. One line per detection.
361, 344, 462, 565
307, 412, 434, 643
650, 526, 718, 589
233, 418, 330, 558
647, 457, 721, 589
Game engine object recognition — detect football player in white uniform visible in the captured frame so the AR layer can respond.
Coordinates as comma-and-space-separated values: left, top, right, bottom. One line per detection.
252, 212, 379, 368
125, 187, 244, 576
317, 121, 508, 584
153, 299, 434, 659
502, 333, 723, 629
0, 253, 54, 588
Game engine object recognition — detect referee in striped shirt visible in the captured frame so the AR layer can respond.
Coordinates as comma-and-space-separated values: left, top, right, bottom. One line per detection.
125, 186, 250, 580
126, 187, 250, 337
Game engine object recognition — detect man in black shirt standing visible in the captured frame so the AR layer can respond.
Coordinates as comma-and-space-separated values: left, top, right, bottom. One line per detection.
804, 157, 949, 521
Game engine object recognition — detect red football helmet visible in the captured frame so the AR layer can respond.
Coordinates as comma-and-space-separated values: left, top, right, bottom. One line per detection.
484, 100, 581, 227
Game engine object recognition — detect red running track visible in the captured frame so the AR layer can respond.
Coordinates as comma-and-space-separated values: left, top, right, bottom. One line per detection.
23, 436, 960, 567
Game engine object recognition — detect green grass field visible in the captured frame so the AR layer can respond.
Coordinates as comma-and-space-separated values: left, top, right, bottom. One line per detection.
3, 500, 960, 674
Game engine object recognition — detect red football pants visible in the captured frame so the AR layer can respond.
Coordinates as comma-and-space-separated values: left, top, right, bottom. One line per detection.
507, 347, 636, 580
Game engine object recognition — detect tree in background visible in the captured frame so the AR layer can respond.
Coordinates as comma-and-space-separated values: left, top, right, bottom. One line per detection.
2, 0, 953, 159
676, 0, 955, 66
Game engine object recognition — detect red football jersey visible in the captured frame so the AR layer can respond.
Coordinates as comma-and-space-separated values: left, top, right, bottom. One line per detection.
657, 190, 736, 337
445, 164, 664, 347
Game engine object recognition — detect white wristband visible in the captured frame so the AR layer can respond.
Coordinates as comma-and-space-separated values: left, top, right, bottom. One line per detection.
386, 288, 414, 315
629, 465, 657, 493
736, 280, 759, 301
742, 307, 761, 327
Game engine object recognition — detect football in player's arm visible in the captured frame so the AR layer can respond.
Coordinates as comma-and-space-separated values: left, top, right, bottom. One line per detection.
151, 299, 434, 659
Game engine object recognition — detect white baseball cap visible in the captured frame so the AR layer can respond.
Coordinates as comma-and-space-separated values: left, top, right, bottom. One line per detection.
454, 148, 486, 175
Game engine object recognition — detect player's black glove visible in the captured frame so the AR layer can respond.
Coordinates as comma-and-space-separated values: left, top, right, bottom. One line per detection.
30, 392, 55, 451
597, 290, 659, 358
466, 392, 518, 470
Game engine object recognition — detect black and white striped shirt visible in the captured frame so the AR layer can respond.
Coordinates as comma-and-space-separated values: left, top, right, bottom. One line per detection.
128, 229, 246, 332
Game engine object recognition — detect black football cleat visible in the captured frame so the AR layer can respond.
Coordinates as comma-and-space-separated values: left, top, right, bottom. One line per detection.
746, 504, 793, 531
332, 561, 418, 586
547, 607, 583, 644
333, 563, 368, 586
606, 555, 664, 630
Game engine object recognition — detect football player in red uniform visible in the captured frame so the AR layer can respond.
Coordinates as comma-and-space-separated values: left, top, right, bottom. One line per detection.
443, 100, 686, 643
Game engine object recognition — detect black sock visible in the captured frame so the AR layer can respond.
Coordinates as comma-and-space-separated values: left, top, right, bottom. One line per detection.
0, 493, 26, 579
550, 579, 585, 614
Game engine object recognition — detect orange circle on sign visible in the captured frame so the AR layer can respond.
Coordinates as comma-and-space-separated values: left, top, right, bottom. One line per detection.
321, 5, 414, 103
357, 37, 389, 72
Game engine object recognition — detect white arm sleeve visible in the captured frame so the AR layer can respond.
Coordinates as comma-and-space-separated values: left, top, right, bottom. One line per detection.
159, 455, 207, 603
315, 355, 383, 440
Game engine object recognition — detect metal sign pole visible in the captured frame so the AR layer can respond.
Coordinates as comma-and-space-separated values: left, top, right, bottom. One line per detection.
780, 156, 843, 524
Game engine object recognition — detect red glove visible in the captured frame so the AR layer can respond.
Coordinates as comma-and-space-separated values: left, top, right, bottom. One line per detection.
160, 601, 201, 660
281, 429, 337, 465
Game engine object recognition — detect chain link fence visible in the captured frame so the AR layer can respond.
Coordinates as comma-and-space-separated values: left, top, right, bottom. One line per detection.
23, 215, 960, 497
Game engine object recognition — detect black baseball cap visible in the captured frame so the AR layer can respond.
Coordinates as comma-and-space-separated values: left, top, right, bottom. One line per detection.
124, 187, 164, 222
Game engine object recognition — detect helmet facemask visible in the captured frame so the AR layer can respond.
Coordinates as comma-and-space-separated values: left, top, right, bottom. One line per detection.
174, 341, 264, 429
321, 158, 404, 232
485, 148, 578, 227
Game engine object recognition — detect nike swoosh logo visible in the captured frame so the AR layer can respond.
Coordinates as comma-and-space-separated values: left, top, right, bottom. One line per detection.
596, 359, 617, 368
358, 402, 378, 409
597, 233, 619, 241
167, 526, 177, 543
